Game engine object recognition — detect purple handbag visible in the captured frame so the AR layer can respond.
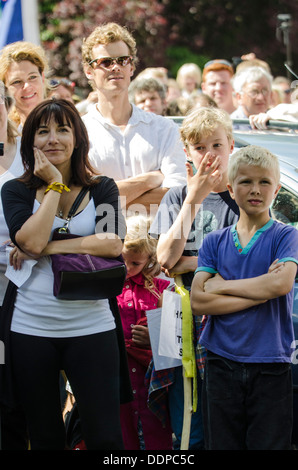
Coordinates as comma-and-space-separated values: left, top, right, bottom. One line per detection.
50, 188, 126, 300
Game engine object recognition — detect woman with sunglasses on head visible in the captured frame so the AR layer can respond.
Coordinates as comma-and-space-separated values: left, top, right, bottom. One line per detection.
1, 98, 130, 450
0, 41, 49, 130
48, 77, 75, 103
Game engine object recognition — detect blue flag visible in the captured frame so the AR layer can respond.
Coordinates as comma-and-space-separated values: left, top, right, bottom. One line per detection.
0, 0, 24, 49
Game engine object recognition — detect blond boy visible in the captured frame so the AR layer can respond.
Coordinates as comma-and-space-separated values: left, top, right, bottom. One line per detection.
191, 145, 298, 449
150, 106, 239, 450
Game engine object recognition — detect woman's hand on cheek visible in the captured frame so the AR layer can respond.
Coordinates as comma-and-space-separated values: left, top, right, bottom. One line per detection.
33, 147, 62, 184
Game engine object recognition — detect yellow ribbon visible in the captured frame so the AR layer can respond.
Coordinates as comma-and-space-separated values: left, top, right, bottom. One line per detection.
175, 276, 197, 413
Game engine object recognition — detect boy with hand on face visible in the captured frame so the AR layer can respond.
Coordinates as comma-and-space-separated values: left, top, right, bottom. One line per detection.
150, 106, 239, 450
191, 145, 298, 450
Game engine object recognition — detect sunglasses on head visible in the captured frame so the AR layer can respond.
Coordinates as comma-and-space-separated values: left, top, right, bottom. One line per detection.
50, 78, 75, 89
89, 55, 133, 69
204, 59, 233, 69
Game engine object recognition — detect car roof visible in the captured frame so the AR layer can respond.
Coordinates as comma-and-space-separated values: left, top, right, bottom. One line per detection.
233, 128, 298, 167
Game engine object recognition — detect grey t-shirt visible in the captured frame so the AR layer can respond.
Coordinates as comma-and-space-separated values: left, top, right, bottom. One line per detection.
150, 185, 239, 288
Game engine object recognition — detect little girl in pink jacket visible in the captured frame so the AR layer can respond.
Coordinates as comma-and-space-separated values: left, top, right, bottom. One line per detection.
117, 216, 173, 450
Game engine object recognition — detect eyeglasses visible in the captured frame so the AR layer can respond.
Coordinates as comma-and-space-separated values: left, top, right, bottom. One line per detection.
50, 78, 75, 89
204, 59, 233, 69
89, 55, 133, 69
243, 88, 270, 98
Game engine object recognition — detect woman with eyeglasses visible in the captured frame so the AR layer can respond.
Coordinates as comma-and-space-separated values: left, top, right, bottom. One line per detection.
0, 41, 49, 130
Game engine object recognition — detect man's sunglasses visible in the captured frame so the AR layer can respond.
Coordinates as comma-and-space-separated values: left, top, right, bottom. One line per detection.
89, 55, 133, 69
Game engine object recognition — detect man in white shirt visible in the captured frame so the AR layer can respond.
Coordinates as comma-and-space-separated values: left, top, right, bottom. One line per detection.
81, 23, 186, 214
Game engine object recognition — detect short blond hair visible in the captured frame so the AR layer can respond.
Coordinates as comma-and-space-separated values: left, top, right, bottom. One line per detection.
82, 22, 138, 69
180, 106, 233, 150
228, 145, 280, 185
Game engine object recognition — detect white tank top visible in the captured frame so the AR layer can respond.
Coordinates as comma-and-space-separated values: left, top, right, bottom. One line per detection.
0, 137, 24, 303
11, 198, 115, 337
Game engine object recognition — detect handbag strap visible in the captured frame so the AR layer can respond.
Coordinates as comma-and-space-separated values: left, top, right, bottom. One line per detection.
66, 186, 89, 221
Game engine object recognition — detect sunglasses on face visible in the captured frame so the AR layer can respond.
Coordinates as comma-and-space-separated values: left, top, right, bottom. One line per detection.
89, 55, 133, 69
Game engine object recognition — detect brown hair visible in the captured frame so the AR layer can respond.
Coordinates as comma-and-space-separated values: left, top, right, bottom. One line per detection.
19, 98, 99, 188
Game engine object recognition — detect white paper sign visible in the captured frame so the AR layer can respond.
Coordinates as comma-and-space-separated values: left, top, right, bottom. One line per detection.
5, 247, 37, 287
158, 289, 183, 360
146, 307, 181, 371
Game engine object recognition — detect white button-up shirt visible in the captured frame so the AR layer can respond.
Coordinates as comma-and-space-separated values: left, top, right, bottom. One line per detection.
83, 104, 186, 188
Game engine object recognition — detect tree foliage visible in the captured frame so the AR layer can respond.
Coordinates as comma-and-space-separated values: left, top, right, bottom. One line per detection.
163, 0, 298, 77
39, 0, 298, 96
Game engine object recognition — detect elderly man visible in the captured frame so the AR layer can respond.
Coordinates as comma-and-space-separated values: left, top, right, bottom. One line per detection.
231, 66, 273, 120
81, 22, 186, 214
201, 59, 236, 114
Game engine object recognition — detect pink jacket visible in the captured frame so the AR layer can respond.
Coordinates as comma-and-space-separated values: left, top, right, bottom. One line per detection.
117, 273, 172, 450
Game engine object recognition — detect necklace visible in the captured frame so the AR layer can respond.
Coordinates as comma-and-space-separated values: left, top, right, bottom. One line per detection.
57, 209, 64, 218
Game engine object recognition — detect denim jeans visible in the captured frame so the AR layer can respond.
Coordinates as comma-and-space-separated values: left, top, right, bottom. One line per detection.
202, 351, 293, 450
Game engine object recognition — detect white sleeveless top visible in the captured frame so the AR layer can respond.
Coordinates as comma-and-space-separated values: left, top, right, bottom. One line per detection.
0, 137, 24, 303
11, 197, 115, 338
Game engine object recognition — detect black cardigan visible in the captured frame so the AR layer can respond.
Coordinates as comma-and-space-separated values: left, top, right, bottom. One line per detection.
0, 177, 132, 409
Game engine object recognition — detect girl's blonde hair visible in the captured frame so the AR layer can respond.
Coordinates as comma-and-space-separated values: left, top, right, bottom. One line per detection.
124, 215, 162, 299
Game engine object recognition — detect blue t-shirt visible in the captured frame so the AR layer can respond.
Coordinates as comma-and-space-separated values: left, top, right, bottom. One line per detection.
197, 219, 298, 363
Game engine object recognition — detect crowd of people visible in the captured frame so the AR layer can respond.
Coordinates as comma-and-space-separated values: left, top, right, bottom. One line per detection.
0, 21, 297, 451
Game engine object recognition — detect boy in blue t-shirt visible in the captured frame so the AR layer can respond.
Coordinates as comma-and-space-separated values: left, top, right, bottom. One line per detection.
191, 145, 298, 450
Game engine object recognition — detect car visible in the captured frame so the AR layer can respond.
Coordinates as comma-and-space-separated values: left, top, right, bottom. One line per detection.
170, 116, 298, 445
